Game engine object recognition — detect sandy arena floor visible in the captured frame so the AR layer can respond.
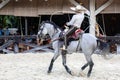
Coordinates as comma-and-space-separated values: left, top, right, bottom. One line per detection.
0, 52, 120, 80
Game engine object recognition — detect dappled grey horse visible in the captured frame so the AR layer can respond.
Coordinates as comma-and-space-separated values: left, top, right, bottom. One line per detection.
37, 21, 104, 77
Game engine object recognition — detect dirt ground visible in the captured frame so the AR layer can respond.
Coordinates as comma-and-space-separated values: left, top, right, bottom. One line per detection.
0, 52, 120, 80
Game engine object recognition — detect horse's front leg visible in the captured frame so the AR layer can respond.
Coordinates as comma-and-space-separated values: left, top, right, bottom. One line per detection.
47, 52, 60, 73
62, 51, 72, 75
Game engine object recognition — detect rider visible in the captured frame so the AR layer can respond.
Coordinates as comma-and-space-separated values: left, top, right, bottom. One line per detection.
61, 5, 90, 51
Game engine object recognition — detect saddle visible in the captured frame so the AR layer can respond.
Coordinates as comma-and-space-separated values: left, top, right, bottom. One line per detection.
59, 29, 83, 40
59, 29, 84, 45
72, 29, 84, 39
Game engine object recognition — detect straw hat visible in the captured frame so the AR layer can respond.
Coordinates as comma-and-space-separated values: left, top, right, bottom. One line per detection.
70, 5, 86, 12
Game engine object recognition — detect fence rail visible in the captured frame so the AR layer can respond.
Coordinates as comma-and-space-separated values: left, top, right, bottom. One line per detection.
0, 35, 37, 39
98, 36, 120, 40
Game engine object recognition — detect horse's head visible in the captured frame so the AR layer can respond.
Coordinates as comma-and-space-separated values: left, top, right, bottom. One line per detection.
37, 21, 61, 41
37, 21, 49, 40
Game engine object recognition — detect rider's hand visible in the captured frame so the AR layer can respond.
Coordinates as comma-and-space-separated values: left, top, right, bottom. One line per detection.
64, 25, 69, 29
64, 23, 67, 26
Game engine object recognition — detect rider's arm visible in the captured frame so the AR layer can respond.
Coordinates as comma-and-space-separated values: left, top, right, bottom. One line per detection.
66, 15, 76, 26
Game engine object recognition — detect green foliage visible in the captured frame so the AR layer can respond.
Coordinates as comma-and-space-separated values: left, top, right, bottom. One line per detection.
0, 15, 18, 29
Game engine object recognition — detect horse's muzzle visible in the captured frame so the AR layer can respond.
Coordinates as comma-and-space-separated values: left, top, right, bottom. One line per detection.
37, 34, 50, 41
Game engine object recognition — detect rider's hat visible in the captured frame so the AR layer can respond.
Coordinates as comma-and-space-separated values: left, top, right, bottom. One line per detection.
70, 5, 86, 12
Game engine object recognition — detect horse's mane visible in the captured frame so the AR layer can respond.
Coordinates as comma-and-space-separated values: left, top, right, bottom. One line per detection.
40, 20, 62, 31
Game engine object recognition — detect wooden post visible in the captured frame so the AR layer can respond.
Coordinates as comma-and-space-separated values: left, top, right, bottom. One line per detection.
19, 17, 23, 35
95, 0, 113, 15
0, 0, 10, 9
38, 16, 41, 31
25, 17, 28, 35
89, 0, 96, 36
14, 43, 19, 53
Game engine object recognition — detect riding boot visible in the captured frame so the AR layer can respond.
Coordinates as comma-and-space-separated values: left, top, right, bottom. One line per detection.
60, 36, 67, 51
61, 26, 77, 51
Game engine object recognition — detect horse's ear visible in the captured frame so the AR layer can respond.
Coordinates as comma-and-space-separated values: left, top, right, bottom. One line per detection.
45, 20, 50, 23
41, 21, 45, 26
42, 21, 45, 23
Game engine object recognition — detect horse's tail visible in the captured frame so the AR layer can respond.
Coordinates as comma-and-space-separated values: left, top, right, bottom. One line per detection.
96, 39, 101, 48
96, 39, 109, 50
96, 39, 114, 59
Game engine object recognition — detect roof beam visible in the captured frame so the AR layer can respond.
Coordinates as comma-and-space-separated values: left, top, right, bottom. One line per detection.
69, 0, 79, 6
95, 0, 113, 15
0, 0, 10, 9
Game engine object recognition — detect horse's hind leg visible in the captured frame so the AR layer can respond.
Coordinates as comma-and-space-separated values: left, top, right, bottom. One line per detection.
47, 53, 60, 73
62, 53, 72, 75
87, 60, 94, 77
78, 63, 88, 77
81, 63, 89, 70
80, 54, 94, 77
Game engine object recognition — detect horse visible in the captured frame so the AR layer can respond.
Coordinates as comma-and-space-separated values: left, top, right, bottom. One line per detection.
37, 21, 108, 77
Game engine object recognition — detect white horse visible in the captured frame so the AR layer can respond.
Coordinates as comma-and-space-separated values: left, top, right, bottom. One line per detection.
37, 21, 108, 77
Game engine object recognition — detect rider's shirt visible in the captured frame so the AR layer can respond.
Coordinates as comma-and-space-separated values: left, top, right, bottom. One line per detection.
66, 12, 84, 28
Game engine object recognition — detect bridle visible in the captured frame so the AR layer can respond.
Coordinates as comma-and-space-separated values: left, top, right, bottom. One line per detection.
38, 21, 59, 40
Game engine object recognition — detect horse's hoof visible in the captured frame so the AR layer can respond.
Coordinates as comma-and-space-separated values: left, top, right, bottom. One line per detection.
47, 72, 51, 75
70, 71, 76, 76
47, 73, 50, 75
47, 70, 51, 74
87, 74, 90, 77
78, 71, 85, 77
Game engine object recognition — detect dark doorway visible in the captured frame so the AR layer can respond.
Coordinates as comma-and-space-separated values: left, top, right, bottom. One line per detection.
97, 14, 120, 36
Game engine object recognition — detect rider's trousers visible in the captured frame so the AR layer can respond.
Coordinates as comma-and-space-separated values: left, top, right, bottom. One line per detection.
64, 26, 78, 49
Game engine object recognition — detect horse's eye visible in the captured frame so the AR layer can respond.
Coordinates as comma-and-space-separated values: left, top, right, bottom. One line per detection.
40, 27, 44, 30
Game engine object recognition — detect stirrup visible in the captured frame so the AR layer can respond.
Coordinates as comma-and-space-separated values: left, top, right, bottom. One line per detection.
60, 45, 67, 50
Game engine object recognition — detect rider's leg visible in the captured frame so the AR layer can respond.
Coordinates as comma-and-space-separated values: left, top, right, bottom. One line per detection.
63, 26, 78, 50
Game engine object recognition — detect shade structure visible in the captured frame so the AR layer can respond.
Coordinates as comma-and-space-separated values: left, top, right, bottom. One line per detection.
0, 0, 119, 17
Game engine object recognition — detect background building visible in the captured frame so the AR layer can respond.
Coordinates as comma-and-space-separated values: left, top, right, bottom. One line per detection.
0, 0, 120, 36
